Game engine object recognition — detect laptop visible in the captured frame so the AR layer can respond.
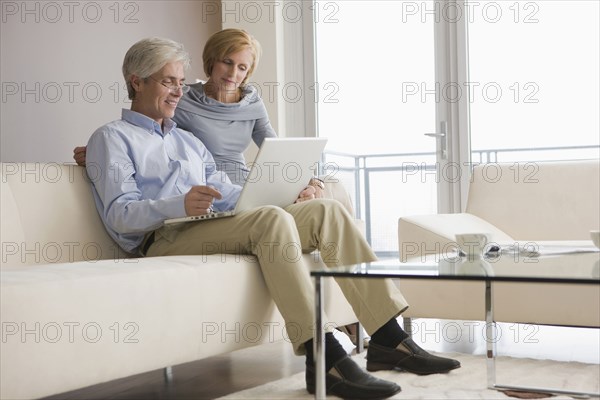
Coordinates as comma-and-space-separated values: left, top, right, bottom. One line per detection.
163, 137, 328, 225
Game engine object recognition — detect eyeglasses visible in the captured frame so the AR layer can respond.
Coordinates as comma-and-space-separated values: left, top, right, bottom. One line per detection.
147, 76, 190, 94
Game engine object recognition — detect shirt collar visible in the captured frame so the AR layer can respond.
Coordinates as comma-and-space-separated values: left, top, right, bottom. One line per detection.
121, 109, 178, 136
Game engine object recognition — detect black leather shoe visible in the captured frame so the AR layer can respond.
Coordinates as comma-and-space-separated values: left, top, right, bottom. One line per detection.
306, 355, 401, 399
366, 338, 461, 375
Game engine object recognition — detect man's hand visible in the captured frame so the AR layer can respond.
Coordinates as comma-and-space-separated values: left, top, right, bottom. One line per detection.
73, 146, 87, 166
185, 186, 223, 216
295, 185, 317, 203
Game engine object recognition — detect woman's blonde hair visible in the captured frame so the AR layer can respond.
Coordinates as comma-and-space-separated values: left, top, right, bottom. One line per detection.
123, 37, 191, 100
203, 29, 261, 86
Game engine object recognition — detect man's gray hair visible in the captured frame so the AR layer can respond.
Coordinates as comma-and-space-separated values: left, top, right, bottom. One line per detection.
123, 37, 191, 100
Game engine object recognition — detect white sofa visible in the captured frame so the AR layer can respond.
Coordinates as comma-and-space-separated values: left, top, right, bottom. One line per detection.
397, 160, 600, 327
0, 163, 359, 400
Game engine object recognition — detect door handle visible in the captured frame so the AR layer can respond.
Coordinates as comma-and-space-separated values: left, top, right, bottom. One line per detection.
424, 122, 448, 160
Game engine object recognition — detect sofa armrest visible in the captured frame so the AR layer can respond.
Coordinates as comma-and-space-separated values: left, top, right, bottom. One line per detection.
398, 213, 515, 261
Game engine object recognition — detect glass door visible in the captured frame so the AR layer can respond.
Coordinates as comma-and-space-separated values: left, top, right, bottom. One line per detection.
314, 0, 457, 257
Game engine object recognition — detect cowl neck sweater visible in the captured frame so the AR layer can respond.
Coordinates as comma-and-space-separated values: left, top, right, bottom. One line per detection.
176, 82, 268, 121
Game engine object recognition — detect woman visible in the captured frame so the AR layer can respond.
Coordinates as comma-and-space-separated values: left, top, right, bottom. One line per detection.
74, 29, 325, 193
172, 28, 276, 186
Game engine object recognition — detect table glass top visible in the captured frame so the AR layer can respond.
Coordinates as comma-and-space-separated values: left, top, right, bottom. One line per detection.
311, 246, 600, 284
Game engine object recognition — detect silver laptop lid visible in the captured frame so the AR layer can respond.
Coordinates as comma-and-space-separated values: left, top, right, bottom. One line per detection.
163, 137, 327, 225
234, 137, 328, 212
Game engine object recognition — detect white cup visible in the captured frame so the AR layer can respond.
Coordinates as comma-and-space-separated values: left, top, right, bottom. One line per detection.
456, 233, 490, 257
591, 230, 600, 248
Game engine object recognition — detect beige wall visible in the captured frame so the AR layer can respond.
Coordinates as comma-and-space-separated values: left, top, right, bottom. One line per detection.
0, 1, 221, 162
221, 0, 316, 156
222, 0, 284, 137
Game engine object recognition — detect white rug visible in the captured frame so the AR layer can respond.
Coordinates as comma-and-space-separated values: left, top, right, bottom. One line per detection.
217, 352, 599, 399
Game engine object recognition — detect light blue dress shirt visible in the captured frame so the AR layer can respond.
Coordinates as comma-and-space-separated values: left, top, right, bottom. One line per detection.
86, 109, 242, 253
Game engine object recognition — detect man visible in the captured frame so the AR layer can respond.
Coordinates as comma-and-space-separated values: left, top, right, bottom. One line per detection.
87, 37, 460, 399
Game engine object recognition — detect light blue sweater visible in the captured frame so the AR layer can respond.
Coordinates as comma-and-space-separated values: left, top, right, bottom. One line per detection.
173, 82, 277, 185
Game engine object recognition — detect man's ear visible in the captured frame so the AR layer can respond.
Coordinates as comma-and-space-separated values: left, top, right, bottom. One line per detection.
131, 75, 143, 94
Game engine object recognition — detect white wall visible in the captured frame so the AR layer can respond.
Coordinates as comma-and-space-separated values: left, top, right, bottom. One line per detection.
0, 0, 221, 162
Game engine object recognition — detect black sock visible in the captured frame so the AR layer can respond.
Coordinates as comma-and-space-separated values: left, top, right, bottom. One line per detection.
305, 332, 347, 371
370, 318, 409, 348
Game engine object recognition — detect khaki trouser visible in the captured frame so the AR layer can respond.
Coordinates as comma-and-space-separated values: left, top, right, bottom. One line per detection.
147, 199, 409, 354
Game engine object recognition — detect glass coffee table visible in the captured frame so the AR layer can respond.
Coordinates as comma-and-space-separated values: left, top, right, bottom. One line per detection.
310, 248, 600, 399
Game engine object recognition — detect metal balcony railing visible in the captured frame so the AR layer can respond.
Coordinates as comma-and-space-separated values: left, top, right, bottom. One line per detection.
321, 145, 600, 258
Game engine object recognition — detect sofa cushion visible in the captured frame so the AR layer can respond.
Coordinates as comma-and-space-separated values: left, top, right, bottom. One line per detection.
0, 254, 282, 399
466, 161, 600, 240
1, 163, 129, 265
0, 252, 357, 400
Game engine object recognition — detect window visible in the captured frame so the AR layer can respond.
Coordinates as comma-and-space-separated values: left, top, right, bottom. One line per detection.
468, 0, 600, 163
312, 0, 599, 257
315, 0, 438, 256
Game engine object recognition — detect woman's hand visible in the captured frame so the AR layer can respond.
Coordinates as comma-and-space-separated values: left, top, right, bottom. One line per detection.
73, 146, 87, 166
185, 186, 223, 216
295, 185, 317, 203
308, 177, 325, 198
